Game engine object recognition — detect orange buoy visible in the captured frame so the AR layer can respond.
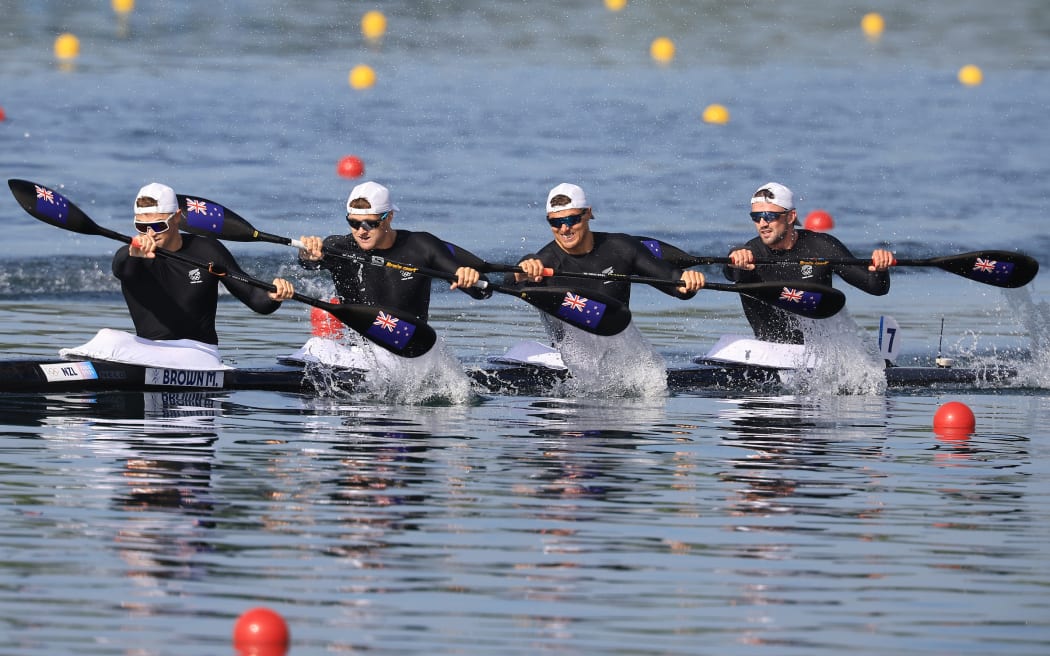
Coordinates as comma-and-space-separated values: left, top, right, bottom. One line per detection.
233, 607, 289, 656
311, 298, 344, 338
933, 401, 975, 432
337, 155, 365, 178
804, 209, 834, 231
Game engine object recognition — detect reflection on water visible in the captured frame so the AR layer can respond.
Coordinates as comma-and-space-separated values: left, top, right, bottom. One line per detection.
0, 392, 1047, 653
716, 396, 889, 521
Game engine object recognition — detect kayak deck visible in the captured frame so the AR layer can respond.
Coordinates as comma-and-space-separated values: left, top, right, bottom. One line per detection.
0, 357, 1023, 395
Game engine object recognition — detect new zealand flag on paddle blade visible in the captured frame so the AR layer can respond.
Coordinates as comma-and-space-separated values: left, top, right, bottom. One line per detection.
970, 257, 1015, 285
182, 197, 225, 234
366, 311, 417, 351
556, 292, 607, 328
34, 184, 70, 225
640, 239, 663, 259
775, 287, 821, 313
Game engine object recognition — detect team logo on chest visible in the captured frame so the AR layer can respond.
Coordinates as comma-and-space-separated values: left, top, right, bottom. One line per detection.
800, 264, 814, 278
188, 268, 203, 284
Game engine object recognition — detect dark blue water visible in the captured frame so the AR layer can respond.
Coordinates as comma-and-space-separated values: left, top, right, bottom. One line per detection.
1, 2, 1048, 654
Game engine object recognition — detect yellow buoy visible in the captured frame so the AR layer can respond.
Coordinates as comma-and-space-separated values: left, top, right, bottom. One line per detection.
54, 33, 80, 60
349, 64, 377, 90
702, 104, 730, 125
604, 0, 627, 11
650, 37, 675, 64
361, 10, 387, 40
861, 12, 885, 41
112, 0, 135, 14
958, 64, 983, 86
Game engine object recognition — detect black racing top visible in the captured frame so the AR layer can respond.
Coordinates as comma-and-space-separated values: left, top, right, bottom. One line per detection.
508, 232, 696, 304
113, 234, 282, 345
723, 229, 891, 344
299, 230, 491, 322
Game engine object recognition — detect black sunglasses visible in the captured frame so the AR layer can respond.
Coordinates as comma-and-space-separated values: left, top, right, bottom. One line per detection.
750, 210, 792, 224
346, 211, 390, 231
547, 211, 588, 229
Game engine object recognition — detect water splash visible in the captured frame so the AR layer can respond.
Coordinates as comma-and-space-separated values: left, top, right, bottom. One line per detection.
782, 312, 887, 396
555, 321, 668, 398
296, 335, 475, 405
1000, 287, 1050, 388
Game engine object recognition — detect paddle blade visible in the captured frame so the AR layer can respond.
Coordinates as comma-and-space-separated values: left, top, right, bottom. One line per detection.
8, 179, 101, 236
323, 302, 437, 358
512, 286, 632, 336
177, 193, 291, 245
732, 280, 846, 319
929, 251, 1039, 288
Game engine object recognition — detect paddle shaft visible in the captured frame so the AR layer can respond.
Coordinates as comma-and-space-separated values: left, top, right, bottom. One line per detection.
317, 247, 633, 335
124, 235, 333, 309
639, 237, 1038, 288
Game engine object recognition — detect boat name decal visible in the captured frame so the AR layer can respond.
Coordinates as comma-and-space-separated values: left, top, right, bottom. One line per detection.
145, 368, 224, 388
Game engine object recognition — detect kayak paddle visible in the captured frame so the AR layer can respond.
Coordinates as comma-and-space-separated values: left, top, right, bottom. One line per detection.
476, 263, 846, 320
638, 237, 1038, 289
8, 179, 437, 358
175, 193, 633, 336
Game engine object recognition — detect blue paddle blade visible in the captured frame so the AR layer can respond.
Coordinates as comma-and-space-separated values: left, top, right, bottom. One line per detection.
512, 286, 632, 336
179, 195, 227, 235
9, 179, 83, 232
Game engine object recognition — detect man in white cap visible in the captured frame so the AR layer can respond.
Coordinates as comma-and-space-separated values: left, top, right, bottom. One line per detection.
510, 183, 705, 384
514, 182, 705, 298
725, 181, 894, 343
298, 180, 489, 323
114, 182, 295, 346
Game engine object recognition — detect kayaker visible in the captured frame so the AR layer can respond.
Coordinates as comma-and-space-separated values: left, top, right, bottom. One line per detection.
117, 182, 295, 340
509, 182, 705, 385
296, 180, 490, 322
62, 182, 296, 369
725, 181, 893, 344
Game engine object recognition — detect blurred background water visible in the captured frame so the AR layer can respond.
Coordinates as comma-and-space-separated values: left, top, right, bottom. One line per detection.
1, 1, 1049, 654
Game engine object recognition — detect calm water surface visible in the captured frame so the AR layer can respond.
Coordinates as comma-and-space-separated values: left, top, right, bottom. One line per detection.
1, 1, 1049, 654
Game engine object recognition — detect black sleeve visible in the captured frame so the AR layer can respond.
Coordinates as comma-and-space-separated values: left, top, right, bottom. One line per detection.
820, 234, 891, 296
621, 237, 697, 300
440, 239, 493, 300
203, 239, 283, 315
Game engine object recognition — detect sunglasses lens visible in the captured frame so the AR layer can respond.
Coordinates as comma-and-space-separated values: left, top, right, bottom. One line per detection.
134, 221, 168, 233
547, 212, 586, 228
750, 211, 786, 223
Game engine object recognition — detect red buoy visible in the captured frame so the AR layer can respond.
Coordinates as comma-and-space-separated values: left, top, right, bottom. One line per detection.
233, 607, 289, 656
311, 298, 344, 338
0, 105, 7, 122
804, 209, 834, 232
337, 155, 365, 178
933, 401, 976, 432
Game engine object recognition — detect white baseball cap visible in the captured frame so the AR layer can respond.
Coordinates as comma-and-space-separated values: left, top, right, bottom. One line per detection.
346, 181, 400, 215
750, 182, 794, 210
546, 183, 588, 213
134, 182, 178, 215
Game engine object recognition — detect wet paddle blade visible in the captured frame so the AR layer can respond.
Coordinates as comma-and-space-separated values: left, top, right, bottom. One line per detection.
8, 179, 113, 238
176, 193, 291, 245
721, 281, 846, 319
323, 302, 437, 358
921, 251, 1039, 288
510, 286, 632, 336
